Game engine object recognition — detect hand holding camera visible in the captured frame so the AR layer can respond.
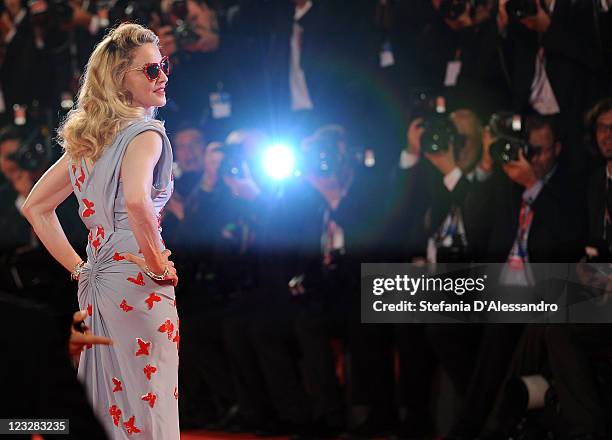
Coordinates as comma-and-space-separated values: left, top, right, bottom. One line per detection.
519, 0, 550, 33
501, 149, 538, 189
223, 165, 261, 201
425, 143, 457, 176
406, 117, 425, 156
479, 126, 495, 173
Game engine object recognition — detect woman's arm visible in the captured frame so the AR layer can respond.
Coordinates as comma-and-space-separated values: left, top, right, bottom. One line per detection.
121, 130, 167, 275
22, 153, 83, 273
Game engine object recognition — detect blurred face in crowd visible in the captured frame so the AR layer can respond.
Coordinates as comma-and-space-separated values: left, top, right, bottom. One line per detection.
528, 125, 560, 179
0, 139, 19, 183
596, 110, 612, 161
174, 128, 206, 172
204, 142, 224, 178
123, 43, 168, 112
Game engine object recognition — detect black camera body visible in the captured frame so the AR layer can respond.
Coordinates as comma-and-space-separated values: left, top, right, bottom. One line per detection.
116, 0, 159, 25
173, 21, 200, 50
28, 0, 73, 27
302, 140, 344, 177
488, 112, 531, 164
438, 0, 487, 20
219, 142, 247, 179
170, 0, 200, 50
489, 138, 531, 164
506, 0, 542, 19
405, 91, 463, 155
6, 126, 50, 172
421, 113, 463, 154
301, 126, 349, 177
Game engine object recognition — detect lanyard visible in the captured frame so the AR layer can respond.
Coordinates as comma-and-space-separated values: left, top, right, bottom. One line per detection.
517, 201, 534, 259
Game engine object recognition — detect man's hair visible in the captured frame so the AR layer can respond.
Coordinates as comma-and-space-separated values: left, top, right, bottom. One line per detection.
585, 98, 612, 153
0, 125, 26, 146
524, 114, 558, 143
173, 122, 206, 148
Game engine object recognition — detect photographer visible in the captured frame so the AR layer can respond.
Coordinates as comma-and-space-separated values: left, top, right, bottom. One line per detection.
481, 99, 612, 439
171, 130, 262, 429
263, 0, 345, 129
386, 104, 485, 263
524, 98, 612, 440
0, 125, 33, 254
426, 0, 511, 116
355, 106, 485, 438
445, 113, 586, 438
0, 0, 47, 113
584, 98, 612, 259
0, 125, 85, 314
153, 0, 222, 130
226, 125, 386, 436
466, 113, 584, 264
497, 0, 595, 172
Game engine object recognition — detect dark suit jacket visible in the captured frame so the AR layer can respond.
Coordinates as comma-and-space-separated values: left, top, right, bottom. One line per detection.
0, 11, 48, 110
0, 183, 31, 254
505, 0, 592, 115
464, 165, 585, 263
384, 158, 473, 261
266, 0, 342, 118
586, 165, 607, 251
0, 292, 107, 439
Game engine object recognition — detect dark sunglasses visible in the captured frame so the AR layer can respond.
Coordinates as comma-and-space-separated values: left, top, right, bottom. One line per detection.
127, 56, 170, 81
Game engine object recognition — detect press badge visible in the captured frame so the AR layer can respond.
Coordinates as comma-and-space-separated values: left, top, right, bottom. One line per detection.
209, 91, 232, 119
444, 60, 462, 87
379, 41, 395, 68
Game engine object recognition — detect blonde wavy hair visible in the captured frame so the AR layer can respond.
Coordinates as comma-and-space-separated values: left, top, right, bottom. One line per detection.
59, 23, 160, 162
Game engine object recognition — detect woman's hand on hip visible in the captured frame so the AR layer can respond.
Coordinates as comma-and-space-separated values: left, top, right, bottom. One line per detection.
123, 249, 179, 287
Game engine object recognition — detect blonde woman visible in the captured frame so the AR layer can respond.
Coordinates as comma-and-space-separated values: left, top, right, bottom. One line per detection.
22, 23, 180, 439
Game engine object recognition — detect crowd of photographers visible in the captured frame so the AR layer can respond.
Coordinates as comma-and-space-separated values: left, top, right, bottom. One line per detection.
1, 0, 612, 439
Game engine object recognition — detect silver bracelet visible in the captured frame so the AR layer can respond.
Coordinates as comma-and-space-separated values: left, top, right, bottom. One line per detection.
144, 265, 170, 281
71, 260, 85, 281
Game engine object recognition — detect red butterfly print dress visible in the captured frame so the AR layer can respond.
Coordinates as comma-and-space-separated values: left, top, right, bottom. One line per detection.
69, 120, 179, 439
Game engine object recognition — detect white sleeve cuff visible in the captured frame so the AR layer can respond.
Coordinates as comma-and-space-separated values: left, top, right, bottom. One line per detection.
89, 15, 100, 35
399, 150, 419, 169
4, 28, 16, 44
474, 165, 493, 182
443, 167, 462, 191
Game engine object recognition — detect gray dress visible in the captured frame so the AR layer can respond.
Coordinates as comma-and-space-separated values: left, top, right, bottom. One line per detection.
68, 119, 180, 439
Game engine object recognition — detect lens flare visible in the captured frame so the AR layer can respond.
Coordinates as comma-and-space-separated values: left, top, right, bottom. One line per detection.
262, 144, 296, 180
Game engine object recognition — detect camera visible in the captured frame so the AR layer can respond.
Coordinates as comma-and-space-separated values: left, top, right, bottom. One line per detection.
406, 92, 464, 155
7, 127, 50, 172
170, 0, 201, 50
28, 0, 73, 27
438, 0, 487, 20
301, 126, 348, 177
488, 113, 531, 164
116, 0, 159, 25
173, 21, 200, 49
506, 0, 542, 19
421, 113, 462, 154
219, 142, 247, 179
